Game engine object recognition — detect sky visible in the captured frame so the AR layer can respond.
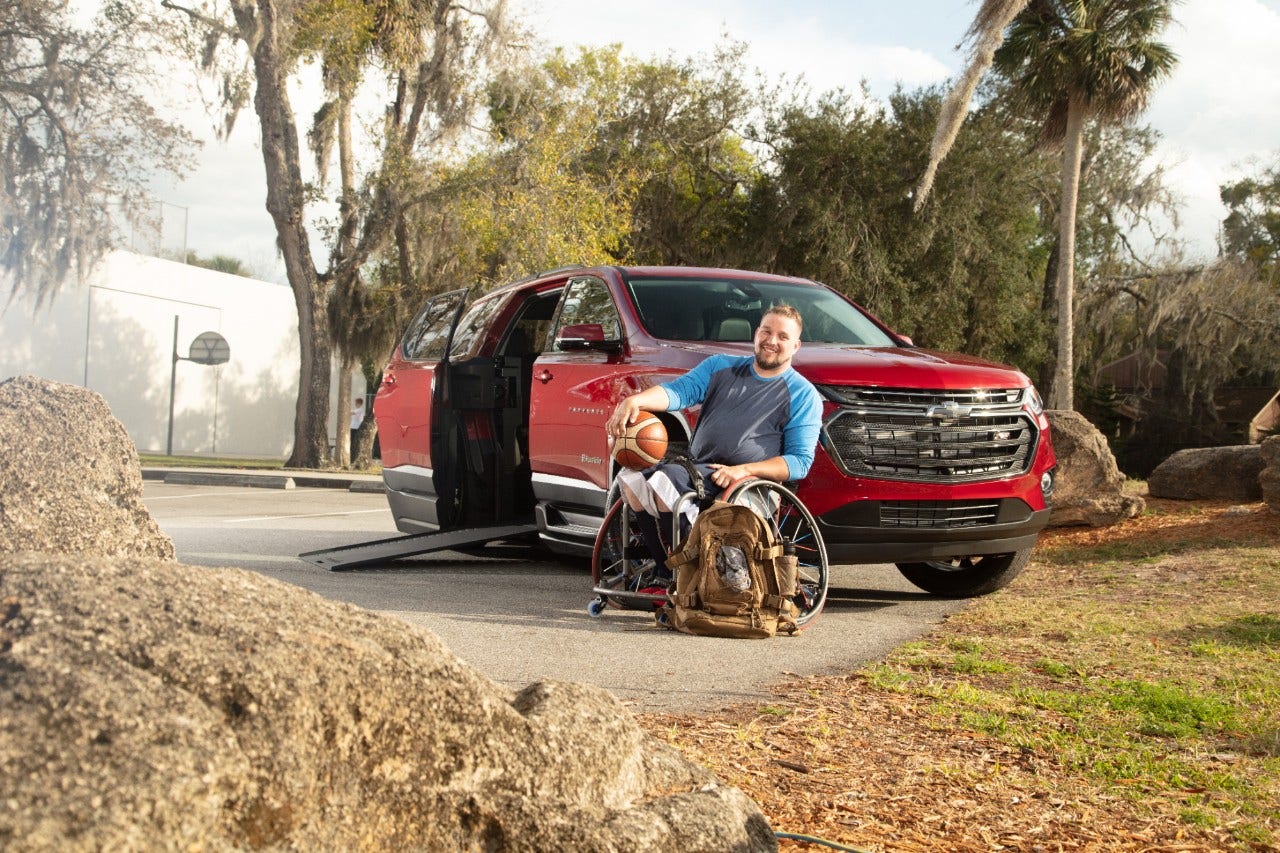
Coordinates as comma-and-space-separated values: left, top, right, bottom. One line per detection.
153, 0, 1280, 283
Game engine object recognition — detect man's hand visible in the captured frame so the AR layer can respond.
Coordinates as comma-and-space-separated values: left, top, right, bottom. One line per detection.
606, 397, 645, 438
708, 456, 791, 489
606, 386, 669, 438
707, 463, 752, 490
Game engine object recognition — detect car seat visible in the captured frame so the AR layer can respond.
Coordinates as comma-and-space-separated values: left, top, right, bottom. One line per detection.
713, 316, 753, 342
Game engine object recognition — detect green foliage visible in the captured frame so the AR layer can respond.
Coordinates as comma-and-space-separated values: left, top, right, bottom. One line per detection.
407, 44, 758, 288
183, 251, 254, 277
1221, 156, 1280, 276
749, 88, 1051, 371
992, 0, 1179, 142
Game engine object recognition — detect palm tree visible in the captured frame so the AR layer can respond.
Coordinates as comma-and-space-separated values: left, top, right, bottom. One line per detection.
917, 0, 1177, 410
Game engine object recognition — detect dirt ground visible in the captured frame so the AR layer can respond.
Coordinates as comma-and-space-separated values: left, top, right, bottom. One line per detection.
641, 498, 1280, 852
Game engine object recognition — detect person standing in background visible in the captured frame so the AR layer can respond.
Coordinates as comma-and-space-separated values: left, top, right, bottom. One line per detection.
350, 398, 365, 458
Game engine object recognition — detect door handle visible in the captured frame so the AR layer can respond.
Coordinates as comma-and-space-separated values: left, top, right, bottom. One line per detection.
537, 369, 554, 384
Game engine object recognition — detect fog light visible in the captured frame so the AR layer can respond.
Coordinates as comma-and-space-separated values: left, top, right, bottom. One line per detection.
1041, 470, 1054, 498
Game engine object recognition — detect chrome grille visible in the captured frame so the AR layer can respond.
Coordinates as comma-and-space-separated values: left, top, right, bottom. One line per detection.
820, 387, 1038, 484
880, 500, 1001, 528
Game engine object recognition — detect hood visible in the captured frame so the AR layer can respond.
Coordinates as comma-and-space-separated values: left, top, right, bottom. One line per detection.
791, 344, 1032, 390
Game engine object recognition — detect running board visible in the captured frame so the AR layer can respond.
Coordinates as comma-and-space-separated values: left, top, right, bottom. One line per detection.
299, 523, 539, 571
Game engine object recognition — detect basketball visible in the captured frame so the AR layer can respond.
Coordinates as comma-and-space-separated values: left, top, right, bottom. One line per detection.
612, 412, 668, 470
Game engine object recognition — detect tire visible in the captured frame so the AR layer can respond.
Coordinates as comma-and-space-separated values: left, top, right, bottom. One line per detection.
895, 547, 1032, 598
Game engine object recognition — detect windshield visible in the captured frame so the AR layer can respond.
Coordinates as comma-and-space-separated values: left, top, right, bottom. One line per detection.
622, 275, 897, 346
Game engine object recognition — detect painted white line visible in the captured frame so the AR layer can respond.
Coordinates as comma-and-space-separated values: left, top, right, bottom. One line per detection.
184, 553, 304, 564
143, 490, 271, 501
226, 508, 391, 523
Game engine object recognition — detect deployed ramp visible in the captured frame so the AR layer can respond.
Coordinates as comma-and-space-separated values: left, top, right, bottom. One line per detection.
300, 523, 538, 571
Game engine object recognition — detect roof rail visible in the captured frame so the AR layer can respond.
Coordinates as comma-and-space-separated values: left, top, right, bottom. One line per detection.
535, 264, 587, 278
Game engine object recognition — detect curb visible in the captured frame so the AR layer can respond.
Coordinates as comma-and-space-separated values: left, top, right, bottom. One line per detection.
142, 467, 385, 493
163, 471, 296, 490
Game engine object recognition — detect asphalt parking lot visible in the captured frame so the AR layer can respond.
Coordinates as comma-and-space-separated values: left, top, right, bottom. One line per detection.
143, 475, 965, 712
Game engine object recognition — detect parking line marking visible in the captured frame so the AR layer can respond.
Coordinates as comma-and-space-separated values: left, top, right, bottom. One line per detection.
143, 490, 271, 501
226, 508, 391, 523
184, 553, 303, 564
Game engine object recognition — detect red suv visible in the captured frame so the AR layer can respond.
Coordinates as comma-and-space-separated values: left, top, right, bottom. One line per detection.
374, 266, 1056, 597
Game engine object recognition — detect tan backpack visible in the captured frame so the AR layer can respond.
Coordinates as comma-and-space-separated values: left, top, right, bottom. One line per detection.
661, 500, 800, 638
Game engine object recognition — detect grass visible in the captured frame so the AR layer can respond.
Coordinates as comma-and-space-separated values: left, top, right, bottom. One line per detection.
139, 453, 285, 470
642, 496, 1280, 851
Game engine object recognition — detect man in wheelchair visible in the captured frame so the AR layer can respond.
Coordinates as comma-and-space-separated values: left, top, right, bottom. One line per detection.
604, 303, 823, 568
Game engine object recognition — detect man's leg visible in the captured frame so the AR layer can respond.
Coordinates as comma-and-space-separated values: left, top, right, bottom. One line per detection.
616, 469, 669, 564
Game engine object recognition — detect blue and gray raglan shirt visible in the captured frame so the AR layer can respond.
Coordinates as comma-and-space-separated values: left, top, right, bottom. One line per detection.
660, 354, 823, 480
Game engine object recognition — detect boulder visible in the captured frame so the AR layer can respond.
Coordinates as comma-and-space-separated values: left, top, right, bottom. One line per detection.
0, 553, 774, 851
1148, 445, 1264, 502
1045, 410, 1145, 527
1260, 436, 1280, 513
0, 375, 773, 850
0, 375, 173, 559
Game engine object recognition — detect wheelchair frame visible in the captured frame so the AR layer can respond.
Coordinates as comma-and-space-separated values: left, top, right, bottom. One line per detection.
587, 477, 830, 628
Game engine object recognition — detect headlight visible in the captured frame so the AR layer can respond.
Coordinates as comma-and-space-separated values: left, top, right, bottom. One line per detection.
1025, 386, 1044, 416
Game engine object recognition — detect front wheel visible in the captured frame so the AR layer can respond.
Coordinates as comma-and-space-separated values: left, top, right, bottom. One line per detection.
895, 547, 1032, 598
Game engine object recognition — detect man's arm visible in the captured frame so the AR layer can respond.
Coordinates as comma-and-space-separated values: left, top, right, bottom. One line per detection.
606, 355, 732, 439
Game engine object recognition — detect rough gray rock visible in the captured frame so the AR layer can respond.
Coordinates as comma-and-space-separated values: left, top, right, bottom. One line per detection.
0, 554, 775, 851
0, 375, 173, 559
1259, 436, 1280, 513
1148, 445, 1265, 502
0, 376, 773, 850
1045, 410, 1145, 527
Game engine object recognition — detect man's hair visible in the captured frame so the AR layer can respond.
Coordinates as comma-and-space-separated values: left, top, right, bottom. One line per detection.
764, 302, 803, 332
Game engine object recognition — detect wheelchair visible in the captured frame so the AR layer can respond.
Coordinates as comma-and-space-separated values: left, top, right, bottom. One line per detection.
587, 477, 830, 629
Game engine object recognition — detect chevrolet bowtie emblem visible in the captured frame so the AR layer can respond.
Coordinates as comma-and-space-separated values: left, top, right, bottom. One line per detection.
926, 401, 971, 420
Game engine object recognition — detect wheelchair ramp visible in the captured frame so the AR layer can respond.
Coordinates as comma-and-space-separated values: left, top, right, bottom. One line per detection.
299, 523, 538, 571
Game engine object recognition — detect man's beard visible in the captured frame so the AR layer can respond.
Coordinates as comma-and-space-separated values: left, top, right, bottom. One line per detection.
754, 347, 788, 370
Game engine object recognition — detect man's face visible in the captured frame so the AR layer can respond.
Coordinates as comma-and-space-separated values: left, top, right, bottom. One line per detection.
753, 313, 802, 371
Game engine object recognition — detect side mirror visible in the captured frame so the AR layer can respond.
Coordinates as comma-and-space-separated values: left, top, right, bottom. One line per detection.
556, 323, 622, 353
896, 334, 914, 347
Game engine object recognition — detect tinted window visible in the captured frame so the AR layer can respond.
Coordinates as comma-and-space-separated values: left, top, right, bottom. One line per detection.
624, 276, 897, 346
402, 290, 467, 361
448, 293, 507, 360
552, 276, 620, 350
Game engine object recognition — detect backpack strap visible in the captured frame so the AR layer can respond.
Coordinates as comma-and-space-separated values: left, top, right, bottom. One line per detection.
661, 449, 707, 506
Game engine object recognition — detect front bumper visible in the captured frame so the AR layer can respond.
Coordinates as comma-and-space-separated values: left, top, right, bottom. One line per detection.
816, 500, 1052, 563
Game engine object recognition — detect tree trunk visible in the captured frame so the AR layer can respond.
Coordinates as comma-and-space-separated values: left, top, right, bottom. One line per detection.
335, 361, 353, 468
1037, 238, 1060, 396
352, 359, 382, 469
248, 0, 330, 467
1050, 94, 1086, 411
331, 94, 358, 470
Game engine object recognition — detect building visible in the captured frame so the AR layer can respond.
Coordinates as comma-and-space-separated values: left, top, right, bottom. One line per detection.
0, 250, 361, 458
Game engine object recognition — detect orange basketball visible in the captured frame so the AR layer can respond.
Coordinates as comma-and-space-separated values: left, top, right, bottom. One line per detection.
612, 412, 668, 470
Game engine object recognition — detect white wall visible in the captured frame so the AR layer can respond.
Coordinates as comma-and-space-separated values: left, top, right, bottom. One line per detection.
0, 250, 363, 458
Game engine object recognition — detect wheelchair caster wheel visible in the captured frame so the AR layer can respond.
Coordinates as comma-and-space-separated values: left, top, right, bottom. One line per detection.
587, 598, 606, 618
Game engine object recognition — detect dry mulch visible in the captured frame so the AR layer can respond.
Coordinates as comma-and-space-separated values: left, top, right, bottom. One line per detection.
640, 499, 1280, 852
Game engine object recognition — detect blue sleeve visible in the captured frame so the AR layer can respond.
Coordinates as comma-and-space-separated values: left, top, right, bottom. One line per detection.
779, 377, 823, 480
660, 354, 737, 411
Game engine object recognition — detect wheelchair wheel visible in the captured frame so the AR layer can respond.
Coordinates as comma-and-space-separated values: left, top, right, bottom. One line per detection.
590, 499, 670, 611
724, 479, 829, 629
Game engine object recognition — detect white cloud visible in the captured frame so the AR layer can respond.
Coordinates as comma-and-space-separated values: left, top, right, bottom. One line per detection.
1142, 0, 1280, 256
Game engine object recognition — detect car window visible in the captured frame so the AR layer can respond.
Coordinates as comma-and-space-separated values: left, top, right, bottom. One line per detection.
402, 290, 467, 361
448, 293, 508, 360
552, 276, 621, 350
623, 276, 896, 346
